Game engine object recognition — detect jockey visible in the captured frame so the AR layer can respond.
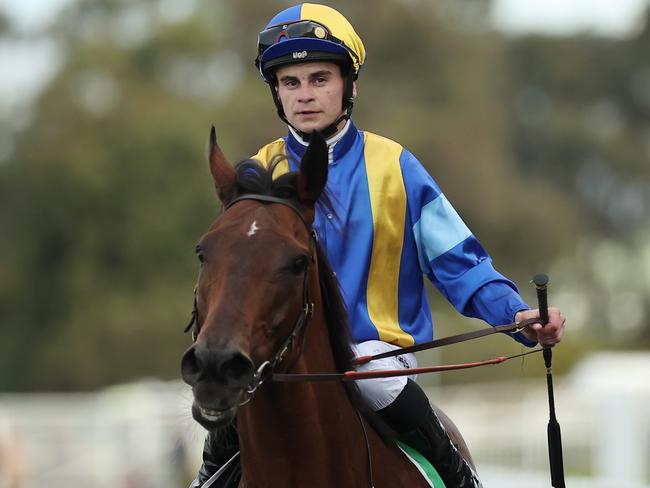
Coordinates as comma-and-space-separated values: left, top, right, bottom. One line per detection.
190, 4, 566, 488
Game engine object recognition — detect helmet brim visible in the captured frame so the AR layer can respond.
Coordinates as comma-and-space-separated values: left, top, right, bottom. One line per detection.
262, 51, 351, 78
259, 37, 349, 63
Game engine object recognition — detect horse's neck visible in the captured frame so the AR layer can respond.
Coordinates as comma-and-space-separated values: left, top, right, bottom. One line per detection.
238, 300, 372, 486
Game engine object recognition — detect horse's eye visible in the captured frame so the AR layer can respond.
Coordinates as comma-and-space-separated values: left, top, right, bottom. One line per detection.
292, 256, 309, 275
195, 245, 205, 263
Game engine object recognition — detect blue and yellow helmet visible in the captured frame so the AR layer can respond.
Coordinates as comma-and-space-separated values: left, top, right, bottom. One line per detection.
255, 3, 366, 82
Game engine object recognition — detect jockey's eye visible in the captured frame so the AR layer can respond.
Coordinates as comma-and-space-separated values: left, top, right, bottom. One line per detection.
291, 255, 309, 275
195, 245, 205, 263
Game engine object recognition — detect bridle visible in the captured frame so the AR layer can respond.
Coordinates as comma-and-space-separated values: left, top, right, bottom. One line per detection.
184, 193, 546, 388
186, 192, 380, 488
184, 193, 317, 400
184, 192, 564, 488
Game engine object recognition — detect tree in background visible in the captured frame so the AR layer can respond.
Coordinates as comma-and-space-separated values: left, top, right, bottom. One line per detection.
0, 0, 646, 391
505, 6, 650, 343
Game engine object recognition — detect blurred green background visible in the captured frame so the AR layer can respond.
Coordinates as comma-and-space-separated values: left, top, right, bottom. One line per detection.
1, 0, 650, 486
0, 0, 649, 392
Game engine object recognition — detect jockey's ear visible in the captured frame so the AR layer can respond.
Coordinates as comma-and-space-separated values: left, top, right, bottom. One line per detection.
208, 126, 237, 205
297, 131, 328, 214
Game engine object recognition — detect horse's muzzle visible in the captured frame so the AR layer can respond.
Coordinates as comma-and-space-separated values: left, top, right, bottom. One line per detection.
191, 401, 238, 430
181, 343, 255, 428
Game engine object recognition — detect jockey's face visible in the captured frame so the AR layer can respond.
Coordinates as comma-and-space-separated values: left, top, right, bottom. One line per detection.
275, 61, 354, 135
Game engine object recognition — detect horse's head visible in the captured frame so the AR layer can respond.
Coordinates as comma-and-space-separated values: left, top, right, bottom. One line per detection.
180, 128, 328, 430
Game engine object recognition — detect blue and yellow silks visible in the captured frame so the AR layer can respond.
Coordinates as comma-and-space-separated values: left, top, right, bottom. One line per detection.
251, 121, 533, 348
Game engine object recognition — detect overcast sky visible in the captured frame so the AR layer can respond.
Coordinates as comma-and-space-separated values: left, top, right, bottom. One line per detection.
492, 0, 650, 36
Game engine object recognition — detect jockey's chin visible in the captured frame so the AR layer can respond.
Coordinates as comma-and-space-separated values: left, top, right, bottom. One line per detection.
290, 111, 346, 136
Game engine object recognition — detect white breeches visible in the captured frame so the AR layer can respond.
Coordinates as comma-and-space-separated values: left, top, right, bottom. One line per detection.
352, 340, 418, 411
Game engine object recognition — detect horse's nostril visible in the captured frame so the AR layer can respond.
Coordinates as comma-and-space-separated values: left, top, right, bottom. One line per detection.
220, 352, 255, 386
180, 346, 201, 386
182, 344, 254, 388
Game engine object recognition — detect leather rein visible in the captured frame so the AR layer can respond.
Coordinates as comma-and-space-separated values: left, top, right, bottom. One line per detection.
185, 193, 545, 389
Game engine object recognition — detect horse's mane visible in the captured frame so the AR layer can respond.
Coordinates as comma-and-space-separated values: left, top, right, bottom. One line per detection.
231, 156, 395, 441
233, 155, 335, 215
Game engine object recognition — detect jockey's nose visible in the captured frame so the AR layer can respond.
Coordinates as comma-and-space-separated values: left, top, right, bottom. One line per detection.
296, 84, 315, 103
181, 343, 255, 388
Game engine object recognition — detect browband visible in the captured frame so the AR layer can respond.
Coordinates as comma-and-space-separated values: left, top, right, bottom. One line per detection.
226, 194, 309, 229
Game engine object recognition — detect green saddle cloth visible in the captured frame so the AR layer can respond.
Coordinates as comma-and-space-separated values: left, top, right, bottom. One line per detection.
396, 440, 446, 488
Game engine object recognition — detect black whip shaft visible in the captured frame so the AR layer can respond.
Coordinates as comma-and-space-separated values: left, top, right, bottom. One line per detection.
533, 273, 565, 488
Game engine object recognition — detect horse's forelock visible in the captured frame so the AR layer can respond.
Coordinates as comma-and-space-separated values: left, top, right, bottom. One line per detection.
233, 156, 337, 218
233, 156, 294, 199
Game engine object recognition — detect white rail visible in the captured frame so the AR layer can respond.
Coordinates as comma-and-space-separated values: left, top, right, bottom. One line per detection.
0, 352, 648, 487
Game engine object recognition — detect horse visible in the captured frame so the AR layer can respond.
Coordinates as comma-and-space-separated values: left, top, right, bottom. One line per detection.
180, 127, 477, 487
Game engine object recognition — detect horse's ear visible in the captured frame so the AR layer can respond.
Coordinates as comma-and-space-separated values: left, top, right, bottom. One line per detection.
297, 131, 328, 207
208, 126, 237, 205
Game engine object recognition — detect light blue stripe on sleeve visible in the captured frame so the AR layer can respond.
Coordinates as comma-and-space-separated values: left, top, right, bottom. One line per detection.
413, 194, 472, 269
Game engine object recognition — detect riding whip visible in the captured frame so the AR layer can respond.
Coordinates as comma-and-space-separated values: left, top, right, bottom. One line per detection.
534, 273, 565, 488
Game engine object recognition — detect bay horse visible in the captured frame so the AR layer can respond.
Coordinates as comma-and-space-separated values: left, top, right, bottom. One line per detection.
181, 128, 477, 487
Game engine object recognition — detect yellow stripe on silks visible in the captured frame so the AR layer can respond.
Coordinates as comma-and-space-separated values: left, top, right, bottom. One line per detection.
250, 139, 290, 179
363, 133, 414, 347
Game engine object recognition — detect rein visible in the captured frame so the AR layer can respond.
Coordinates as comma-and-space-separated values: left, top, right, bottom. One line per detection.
274, 349, 543, 383
272, 317, 546, 383
185, 193, 548, 386
354, 317, 542, 364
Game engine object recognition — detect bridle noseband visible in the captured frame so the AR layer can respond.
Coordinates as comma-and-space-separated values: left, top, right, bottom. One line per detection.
184, 193, 317, 401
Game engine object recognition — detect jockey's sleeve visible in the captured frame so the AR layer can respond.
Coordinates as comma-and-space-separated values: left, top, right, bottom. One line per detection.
400, 149, 536, 347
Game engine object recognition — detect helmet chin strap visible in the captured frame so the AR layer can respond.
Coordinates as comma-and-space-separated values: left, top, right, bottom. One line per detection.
268, 64, 356, 142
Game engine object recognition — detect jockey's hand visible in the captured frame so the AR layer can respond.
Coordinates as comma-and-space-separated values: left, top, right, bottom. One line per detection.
515, 308, 566, 347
